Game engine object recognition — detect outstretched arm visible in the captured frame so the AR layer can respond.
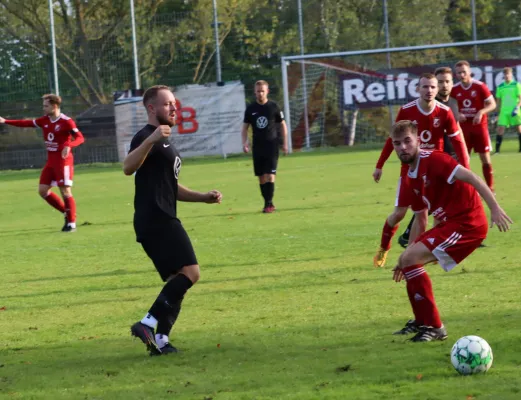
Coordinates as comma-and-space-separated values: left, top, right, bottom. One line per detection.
453, 166, 512, 231
0, 117, 37, 128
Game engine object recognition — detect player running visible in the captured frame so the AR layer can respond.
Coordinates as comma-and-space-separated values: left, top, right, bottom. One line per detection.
452, 60, 496, 191
0, 94, 84, 232
372, 73, 469, 268
495, 66, 521, 153
389, 120, 512, 342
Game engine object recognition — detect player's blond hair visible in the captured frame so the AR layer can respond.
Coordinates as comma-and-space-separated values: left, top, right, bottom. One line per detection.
503, 66, 513, 74
42, 94, 62, 106
434, 67, 453, 76
143, 85, 172, 107
255, 80, 269, 88
455, 60, 470, 69
391, 120, 418, 138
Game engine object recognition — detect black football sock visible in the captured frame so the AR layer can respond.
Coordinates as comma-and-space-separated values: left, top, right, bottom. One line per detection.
496, 135, 503, 153
265, 182, 274, 205
518, 134, 521, 151
402, 215, 415, 240
156, 298, 183, 336
148, 274, 193, 322
260, 183, 268, 207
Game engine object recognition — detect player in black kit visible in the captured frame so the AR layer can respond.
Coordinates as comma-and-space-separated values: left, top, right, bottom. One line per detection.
242, 80, 288, 213
123, 85, 222, 355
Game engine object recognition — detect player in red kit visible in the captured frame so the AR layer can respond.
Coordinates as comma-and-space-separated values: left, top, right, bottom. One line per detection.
0, 94, 85, 231
452, 60, 496, 191
372, 73, 469, 268
389, 120, 512, 342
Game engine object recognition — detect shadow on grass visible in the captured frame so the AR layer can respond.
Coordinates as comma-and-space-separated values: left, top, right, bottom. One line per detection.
1, 311, 519, 399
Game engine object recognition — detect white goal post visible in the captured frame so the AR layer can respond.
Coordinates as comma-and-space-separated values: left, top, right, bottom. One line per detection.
281, 36, 521, 153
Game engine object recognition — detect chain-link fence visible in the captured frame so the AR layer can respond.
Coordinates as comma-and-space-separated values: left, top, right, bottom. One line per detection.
0, 0, 519, 169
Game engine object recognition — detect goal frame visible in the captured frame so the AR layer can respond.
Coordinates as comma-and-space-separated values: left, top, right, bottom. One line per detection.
281, 36, 521, 153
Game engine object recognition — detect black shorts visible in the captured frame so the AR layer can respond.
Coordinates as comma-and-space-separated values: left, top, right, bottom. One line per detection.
253, 151, 279, 176
138, 219, 198, 282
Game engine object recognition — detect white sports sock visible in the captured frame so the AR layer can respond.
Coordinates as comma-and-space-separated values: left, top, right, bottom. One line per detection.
68, 222, 76, 229
156, 334, 169, 348
140, 313, 158, 329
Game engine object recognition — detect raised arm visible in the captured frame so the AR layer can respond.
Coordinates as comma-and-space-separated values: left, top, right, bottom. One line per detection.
123, 125, 170, 176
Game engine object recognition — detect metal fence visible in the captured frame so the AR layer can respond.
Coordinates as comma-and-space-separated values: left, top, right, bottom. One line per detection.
0, 0, 519, 169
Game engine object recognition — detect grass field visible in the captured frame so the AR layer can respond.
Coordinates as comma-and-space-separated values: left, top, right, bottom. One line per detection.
1, 142, 520, 400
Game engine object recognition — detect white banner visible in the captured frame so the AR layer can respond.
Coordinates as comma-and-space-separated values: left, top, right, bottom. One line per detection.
115, 82, 245, 161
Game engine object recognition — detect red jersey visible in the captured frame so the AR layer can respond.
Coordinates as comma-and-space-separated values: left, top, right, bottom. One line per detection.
451, 80, 493, 128
376, 99, 468, 169
409, 151, 486, 224
5, 114, 84, 161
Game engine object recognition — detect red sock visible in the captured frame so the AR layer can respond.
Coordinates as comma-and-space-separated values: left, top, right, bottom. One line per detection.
43, 192, 65, 213
63, 195, 77, 223
482, 163, 494, 191
380, 220, 399, 250
403, 265, 442, 328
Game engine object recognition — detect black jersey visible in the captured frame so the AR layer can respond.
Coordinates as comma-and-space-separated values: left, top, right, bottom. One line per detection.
436, 96, 459, 157
129, 124, 182, 235
243, 100, 284, 150
436, 96, 459, 121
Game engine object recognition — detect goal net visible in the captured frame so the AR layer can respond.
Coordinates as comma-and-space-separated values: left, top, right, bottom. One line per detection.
282, 38, 521, 152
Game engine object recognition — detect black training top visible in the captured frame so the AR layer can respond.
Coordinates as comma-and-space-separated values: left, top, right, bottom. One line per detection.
129, 124, 182, 235
436, 96, 459, 120
243, 100, 284, 150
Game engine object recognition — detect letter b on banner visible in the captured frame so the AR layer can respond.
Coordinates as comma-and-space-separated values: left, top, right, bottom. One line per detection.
176, 99, 199, 134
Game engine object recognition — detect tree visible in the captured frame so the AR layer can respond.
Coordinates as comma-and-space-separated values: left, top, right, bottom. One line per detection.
0, 0, 164, 105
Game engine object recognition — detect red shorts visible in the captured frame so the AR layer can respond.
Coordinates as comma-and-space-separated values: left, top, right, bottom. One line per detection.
416, 219, 488, 271
395, 164, 413, 208
39, 160, 74, 187
461, 124, 492, 154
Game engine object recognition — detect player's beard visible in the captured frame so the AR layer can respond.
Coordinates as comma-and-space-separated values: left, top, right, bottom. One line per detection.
157, 113, 176, 127
398, 149, 418, 164
438, 89, 450, 99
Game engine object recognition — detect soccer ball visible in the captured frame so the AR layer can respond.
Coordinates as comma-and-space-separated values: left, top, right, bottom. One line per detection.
450, 335, 493, 375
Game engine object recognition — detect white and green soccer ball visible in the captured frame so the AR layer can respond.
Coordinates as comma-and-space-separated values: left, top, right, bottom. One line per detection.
451, 335, 493, 375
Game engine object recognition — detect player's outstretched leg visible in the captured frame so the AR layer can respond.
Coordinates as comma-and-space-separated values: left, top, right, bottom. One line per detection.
374, 219, 398, 267
374, 207, 407, 267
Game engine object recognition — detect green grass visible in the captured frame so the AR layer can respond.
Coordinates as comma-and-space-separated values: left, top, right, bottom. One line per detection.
1, 142, 520, 400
